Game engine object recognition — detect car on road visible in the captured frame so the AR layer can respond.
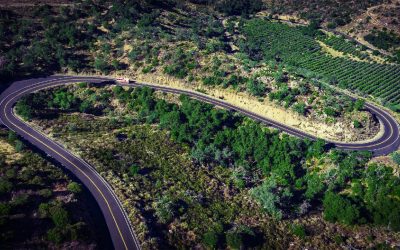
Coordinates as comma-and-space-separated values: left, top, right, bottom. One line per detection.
115, 77, 130, 84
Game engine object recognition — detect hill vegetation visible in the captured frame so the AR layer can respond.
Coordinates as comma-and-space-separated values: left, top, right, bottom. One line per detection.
2, 1, 400, 248
15, 83, 400, 249
0, 127, 106, 248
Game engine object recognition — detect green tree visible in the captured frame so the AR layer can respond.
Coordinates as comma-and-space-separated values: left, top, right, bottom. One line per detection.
202, 229, 219, 249
47, 227, 63, 244
15, 140, 25, 152
15, 99, 33, 120
52, 90, 76, 109
0, 202, 11, 225
323, 192, 360, 225
0, 178, 12, 194
94, 57, 109, 73
154, 196, 174, 223
67, 182, 82, 193
293, 102, 306, 115
50, 206, 69, 228
226, 231, 243, 249
354, 99, 365, 111
353, 120, 362, 128
250, 177, 282, 219
129, 164, 139, 176
246, 78, 266, 97
291, 223, 306, 238
391, 152, 400, 165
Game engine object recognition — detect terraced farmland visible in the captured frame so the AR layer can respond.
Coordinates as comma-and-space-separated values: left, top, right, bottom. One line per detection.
242, 19, 400, 105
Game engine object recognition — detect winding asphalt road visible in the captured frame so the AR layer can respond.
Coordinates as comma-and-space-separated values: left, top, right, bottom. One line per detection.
0, 75, 399, 249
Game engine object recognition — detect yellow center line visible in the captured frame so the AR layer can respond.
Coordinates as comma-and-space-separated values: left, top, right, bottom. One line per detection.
3, 79, 130, 250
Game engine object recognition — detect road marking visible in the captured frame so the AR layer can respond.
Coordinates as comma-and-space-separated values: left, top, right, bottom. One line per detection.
1, 77, 137, 250
1, 76, 140, 248
127, 82, 399, 152
1, 75, 398, 250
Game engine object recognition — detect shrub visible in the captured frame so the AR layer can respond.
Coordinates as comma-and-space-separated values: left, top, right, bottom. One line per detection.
293, 102, 306, 115
323, 192, 360, 225
353, 120, 362, 128
39, 188, 52, 198
225, 231, 242, 249
246, 78, 266, 97
50, 205, 69, 228
15, 99, 33, 120
250, 177, 282, 219
291, 223, 306, 238
12, 193, 29, 206
38, 202, 51, 218
47, 227, 63, 244
154, 196, 174, 223
354, 99, 365, 111
129, 164, 139, 176
202, 229, 219, 248
392, 152, 400, 165
67, 182, 82, 193
15, 140, 25, 152
0, 178, 12, 194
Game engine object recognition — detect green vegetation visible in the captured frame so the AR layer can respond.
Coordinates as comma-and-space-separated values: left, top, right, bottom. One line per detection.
365, 30, 400, 51
240, 19, 400, 106
265, 0, 385, 27
3, 1, 400, 248
0, 128, 99, 248
18, 84, 400, 248
319, 35, 370, 60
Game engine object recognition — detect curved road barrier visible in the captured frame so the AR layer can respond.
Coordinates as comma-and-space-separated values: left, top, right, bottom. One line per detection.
0, 75, 399, 249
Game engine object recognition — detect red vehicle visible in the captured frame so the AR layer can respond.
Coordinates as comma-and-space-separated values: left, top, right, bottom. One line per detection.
115, 77, 130, 84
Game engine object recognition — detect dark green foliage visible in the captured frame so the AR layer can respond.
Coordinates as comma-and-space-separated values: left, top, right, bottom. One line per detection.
0, 178, 12, 194
291, 223, 306, 238
354, 99, 365, 111
216, 0, 263, 15
163, 48, 197, 79
362, 165, 400, 231
15, 99, 33, 120
0, 127, 96, 246
50, 205, 69, 228
392, 152, 400, 165
50, 90, 77, 110
202, 229, 219, 248
129, 164, 139, 176
353, 120, 362, 128
293, 102, 306, 115
364, 31, 400, 51
67, 182, 82, 193
94, 57, 110, 73
323, 192, 360, 225
15, 140, 25, 152
246, 78, 266, 96
324, 107, 337, 117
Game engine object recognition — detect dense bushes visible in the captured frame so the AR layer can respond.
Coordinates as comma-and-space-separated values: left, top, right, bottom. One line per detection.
0, 128, 97, 246
364, 30, 400, 51
217, 0, 263, 15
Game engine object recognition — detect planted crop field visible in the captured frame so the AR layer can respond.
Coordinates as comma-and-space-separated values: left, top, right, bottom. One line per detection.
241, 19, 400, 105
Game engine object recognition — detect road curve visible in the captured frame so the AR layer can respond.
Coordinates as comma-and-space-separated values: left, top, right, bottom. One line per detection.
0, 75, 399, 248
124, 81, 400, 156
0, 76, 141, 250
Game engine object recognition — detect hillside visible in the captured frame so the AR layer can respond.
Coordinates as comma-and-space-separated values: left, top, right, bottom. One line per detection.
1, 1, 400, 249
